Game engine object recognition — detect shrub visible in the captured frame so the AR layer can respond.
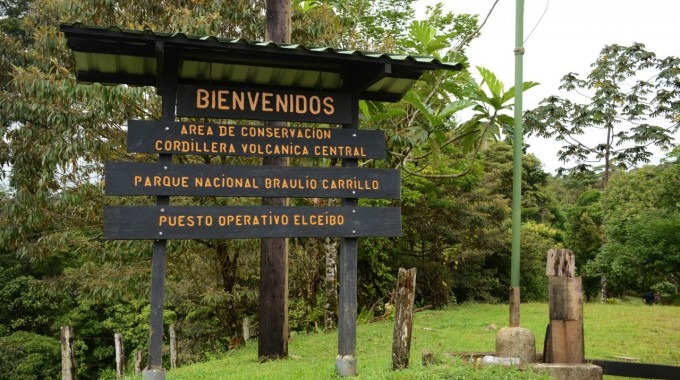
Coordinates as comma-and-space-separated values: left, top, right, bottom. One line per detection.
0, 331, 60, 380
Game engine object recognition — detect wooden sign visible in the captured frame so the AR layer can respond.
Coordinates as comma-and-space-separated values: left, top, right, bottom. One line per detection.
127, 120, 386, 159
105, 162, 400, 199
176, 84, 352, 124
104, 206, 402, 239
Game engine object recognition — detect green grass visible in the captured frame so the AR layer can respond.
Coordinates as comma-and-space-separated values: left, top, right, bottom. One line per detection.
164, 302, 680, 379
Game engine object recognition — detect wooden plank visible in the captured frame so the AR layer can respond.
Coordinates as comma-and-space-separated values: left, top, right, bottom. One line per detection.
104, 162, 400, 199
543, 323, 553, 363
176, 84, 352, 124
392, 267, 417, 370
549, 320, 584, 364
588, 359, 680, 379
104, 206, 401, 239
127, 120, 386, 158
549, 277, 583, 320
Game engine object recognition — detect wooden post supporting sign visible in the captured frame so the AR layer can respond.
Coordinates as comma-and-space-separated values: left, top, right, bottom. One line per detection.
336, 91, 360, 377
259, 0, 292, 361
144, 42, 177, 380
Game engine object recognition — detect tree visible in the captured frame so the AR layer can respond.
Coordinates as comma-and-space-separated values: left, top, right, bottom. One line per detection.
525, 43, 680, 187
593, 160, 680, 297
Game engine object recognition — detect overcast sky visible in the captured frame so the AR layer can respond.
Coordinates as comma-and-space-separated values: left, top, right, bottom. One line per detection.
414, 0, 680, 173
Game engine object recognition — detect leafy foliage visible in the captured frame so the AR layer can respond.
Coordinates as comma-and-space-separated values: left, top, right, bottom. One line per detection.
594, 161, 680, 297
525, 43, 680, 186
0, 331, 60, 380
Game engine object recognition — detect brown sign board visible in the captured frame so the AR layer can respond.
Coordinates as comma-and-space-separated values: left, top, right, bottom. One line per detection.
104, 206, 402, 239
127, 120, 387, 159
176, 84, 352, 124
105, 162, 400, 199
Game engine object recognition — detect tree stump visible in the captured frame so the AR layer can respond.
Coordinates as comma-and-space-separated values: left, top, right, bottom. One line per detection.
544, 249, 585, 364
422, 351, 435, 366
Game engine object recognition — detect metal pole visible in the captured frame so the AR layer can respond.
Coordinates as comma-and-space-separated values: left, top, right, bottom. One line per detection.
510, 0, 525, 328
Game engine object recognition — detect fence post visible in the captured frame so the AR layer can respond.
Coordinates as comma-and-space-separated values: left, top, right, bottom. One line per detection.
134, 350, 143, 376
391, 267, 417, 370
61, 326, 76, 380
243, 317, 250, 344
169, 324, 177, 369
114, 333, 124, 380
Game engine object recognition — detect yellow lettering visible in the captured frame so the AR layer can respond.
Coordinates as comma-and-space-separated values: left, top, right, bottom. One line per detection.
217, 90, 229, 110
323, 96, 335, 115
309, 96, 321, 115
247, 92, 260, 110
262, 92, 273, 112
196, 89, 209, 109
233, 91, 245, 110
275, 93, 288, 112
295, 95, 307, 113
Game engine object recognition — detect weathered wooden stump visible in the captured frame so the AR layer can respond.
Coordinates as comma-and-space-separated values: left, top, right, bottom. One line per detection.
422, 351, 435, 366
392, 267, 417, 370
134, 350, 143, 376
544, 248, 585, 364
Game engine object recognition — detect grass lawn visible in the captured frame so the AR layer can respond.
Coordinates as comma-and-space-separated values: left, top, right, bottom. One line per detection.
164, 301, 679, 379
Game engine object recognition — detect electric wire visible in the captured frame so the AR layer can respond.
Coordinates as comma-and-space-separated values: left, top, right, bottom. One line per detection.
524, 0, 550, 43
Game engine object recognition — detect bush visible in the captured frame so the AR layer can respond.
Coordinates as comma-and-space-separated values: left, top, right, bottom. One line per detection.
0, 331, 61, 380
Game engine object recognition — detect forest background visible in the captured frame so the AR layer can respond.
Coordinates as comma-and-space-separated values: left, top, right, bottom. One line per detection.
1, 0, 679, 379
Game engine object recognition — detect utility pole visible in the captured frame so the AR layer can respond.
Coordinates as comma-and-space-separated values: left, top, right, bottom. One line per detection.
509, 0, 525, 329
259, 0, 291, 360
496, 2, 535, 363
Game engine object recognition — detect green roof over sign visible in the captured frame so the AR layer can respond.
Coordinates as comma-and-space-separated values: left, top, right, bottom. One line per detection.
60, 23, 463, 103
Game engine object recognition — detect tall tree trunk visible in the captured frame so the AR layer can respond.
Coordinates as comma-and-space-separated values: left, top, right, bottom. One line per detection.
599, 122, 614, 302
324, 237, 338, 330
259, 0, 291, 360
